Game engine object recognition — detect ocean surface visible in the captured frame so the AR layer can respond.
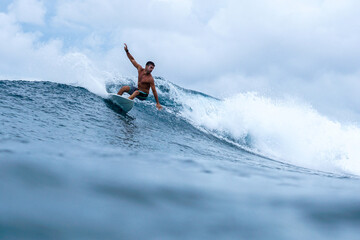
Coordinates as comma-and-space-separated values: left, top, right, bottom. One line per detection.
1, 78, 360, 240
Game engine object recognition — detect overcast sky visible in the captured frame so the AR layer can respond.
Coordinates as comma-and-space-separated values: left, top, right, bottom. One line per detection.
1, 0, 360, 122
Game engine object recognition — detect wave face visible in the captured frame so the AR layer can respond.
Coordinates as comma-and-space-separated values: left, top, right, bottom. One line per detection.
1, 79, 360, 240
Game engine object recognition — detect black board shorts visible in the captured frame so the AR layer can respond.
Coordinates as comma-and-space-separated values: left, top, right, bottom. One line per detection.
128, 86, 148, 101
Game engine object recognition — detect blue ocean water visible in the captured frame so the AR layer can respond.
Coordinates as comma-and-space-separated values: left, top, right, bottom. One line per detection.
1, 79, 360, 240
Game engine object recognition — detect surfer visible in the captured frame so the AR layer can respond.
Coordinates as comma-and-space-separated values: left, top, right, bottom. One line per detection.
117, 43, 162, 110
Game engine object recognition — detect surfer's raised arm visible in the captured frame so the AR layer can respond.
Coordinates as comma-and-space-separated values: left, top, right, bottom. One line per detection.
124, 43, 142, 70
150, 80, 162, 110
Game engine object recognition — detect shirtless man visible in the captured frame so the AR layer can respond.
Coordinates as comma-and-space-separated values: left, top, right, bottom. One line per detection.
117, 43, 162, 110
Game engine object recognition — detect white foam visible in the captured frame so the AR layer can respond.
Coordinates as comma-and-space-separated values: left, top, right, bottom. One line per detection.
164, 83, 360, 175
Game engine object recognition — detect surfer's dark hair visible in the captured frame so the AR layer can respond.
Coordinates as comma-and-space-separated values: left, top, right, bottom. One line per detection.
146, 61, 155, 67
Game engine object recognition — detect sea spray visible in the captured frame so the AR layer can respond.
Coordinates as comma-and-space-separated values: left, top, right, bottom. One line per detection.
59, 52, 109, 97
1, 52, 109, 97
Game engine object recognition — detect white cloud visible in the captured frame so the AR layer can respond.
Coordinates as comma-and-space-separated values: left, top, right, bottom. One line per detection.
52, 0, 196, 32
8, 0, 46, 25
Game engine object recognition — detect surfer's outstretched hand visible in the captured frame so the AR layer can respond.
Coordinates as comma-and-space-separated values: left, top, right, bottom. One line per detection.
124, 43, 129, 52
156, 103, 163, 110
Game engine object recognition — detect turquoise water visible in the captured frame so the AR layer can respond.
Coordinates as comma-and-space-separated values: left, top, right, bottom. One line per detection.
1, 80, 360, 240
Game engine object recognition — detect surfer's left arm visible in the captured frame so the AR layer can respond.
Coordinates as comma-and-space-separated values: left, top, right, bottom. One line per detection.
150, 81, 162, 110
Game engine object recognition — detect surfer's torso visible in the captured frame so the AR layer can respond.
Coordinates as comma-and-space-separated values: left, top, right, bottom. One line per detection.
137, 68, 154, 94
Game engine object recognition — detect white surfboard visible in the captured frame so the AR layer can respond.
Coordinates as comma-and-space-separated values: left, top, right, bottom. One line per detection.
109, 93, 134, 113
